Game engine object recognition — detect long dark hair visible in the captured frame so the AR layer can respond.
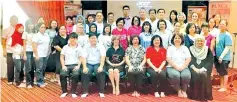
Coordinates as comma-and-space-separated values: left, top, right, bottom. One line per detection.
169, 10, 178, 25
150, 35, 163, 48
142, 21, 152, 34
131, 16, 141, 26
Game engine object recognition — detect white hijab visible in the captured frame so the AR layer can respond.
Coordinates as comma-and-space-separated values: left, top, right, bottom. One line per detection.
190, 35, 208, 65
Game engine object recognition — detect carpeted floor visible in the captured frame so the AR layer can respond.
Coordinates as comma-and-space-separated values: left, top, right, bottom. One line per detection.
1, 69, 237, 102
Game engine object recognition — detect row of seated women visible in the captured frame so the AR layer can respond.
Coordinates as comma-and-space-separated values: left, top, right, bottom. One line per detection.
59, 32, 214, 101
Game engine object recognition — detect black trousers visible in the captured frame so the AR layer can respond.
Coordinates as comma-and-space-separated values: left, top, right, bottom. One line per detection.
127, 70, 144, 93
60, 64, 80, 94
81, 63, 105, 94
7, 53, 14, 82
146, 68, 167, 92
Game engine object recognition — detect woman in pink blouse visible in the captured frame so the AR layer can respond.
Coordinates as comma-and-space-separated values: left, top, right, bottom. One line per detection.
127, 16, 142, 42
112, 17, 128, 50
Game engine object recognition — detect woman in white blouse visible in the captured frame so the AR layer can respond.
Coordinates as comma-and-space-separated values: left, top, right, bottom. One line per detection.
166, 34, 191, 98
98, 24, 113, 51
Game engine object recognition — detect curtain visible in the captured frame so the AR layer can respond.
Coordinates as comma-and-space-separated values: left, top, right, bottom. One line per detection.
17, 1, 65, 27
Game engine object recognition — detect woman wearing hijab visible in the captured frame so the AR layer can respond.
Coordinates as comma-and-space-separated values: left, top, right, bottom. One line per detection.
188, 35, 213, 101
72, 15, 89, 33
88, 23, 99, 37
7, 24, 25, 87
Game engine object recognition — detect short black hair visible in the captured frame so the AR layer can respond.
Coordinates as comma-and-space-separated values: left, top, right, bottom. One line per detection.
130, 35, 141, 45
142, 21, 152, 34
123, 5, 130, 10
108, 12, 114, 16
72, 15, 77, 18
157, 19, 167, 30
88, 33, 97, 38
169, 10, 178, 24
171, 34, 184, 45
149, 9, 156, 14
69, 32, 78, 39
201, 22, 209, 28
131, 16, 141, 26
157, 8, 165, 13
103, 24, 111, 36
185, 23, 196, 34
66, 16, 73, 21
150, 35, 163, 48
116, 17, 125, 26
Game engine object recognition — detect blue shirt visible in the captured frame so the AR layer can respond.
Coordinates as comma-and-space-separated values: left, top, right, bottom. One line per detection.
139, 32, 154, 50
215, 32, 232, 61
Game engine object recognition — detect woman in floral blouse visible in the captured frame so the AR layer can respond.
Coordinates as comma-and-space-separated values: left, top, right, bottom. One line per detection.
125, 35, 146, 97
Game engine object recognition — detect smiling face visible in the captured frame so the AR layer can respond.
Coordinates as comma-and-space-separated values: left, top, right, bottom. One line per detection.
159, 21, 166, 30
39, 24, 46, 33
143, 24, 150, 32
51, 21, 57, 29
59, 26, 66, 36
195, 38, 205, 49
132, 37, 139, 46
133, 17, 139, 26
174, 22, 181, 32
153, 37, 161, 47
76, 23, 84, 34
96, 13, 103, 22
174, 35, 182, 45
219, 20, 227, 31
88, 16, 94, 24
89, 35, 97, 46
189, 25, 196, 34
208, 18, 215, 28
104, 26, 111, 34
117, 20, 124, 28
90, 25, 97, 33
192, 13, 199, 22
171, 12, 177, 21
17, 26, 24, 33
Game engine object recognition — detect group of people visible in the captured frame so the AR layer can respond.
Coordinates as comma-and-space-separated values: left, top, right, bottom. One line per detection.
2, 5, 233, 101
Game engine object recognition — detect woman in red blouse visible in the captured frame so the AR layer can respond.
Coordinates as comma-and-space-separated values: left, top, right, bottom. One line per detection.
146, 35, 167, 98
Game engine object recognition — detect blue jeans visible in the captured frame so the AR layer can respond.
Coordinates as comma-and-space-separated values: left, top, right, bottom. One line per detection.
167, 67, 191, 91
81, 63, 106, 94
34, 57, 47, 85
25, 52, 35, 85
13, 58, 23, 85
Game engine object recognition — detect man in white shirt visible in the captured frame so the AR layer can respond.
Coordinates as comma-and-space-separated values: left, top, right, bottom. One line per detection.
81, 33, 106, 98
94, 12, 105, 35
139, 7, 149, 26
148, 9, 158, 34
122, 5, 132, 30
2, 15, 19, 84
157, 8, 174, 31
60, 33, 83, 98
107, 12, 116, 31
